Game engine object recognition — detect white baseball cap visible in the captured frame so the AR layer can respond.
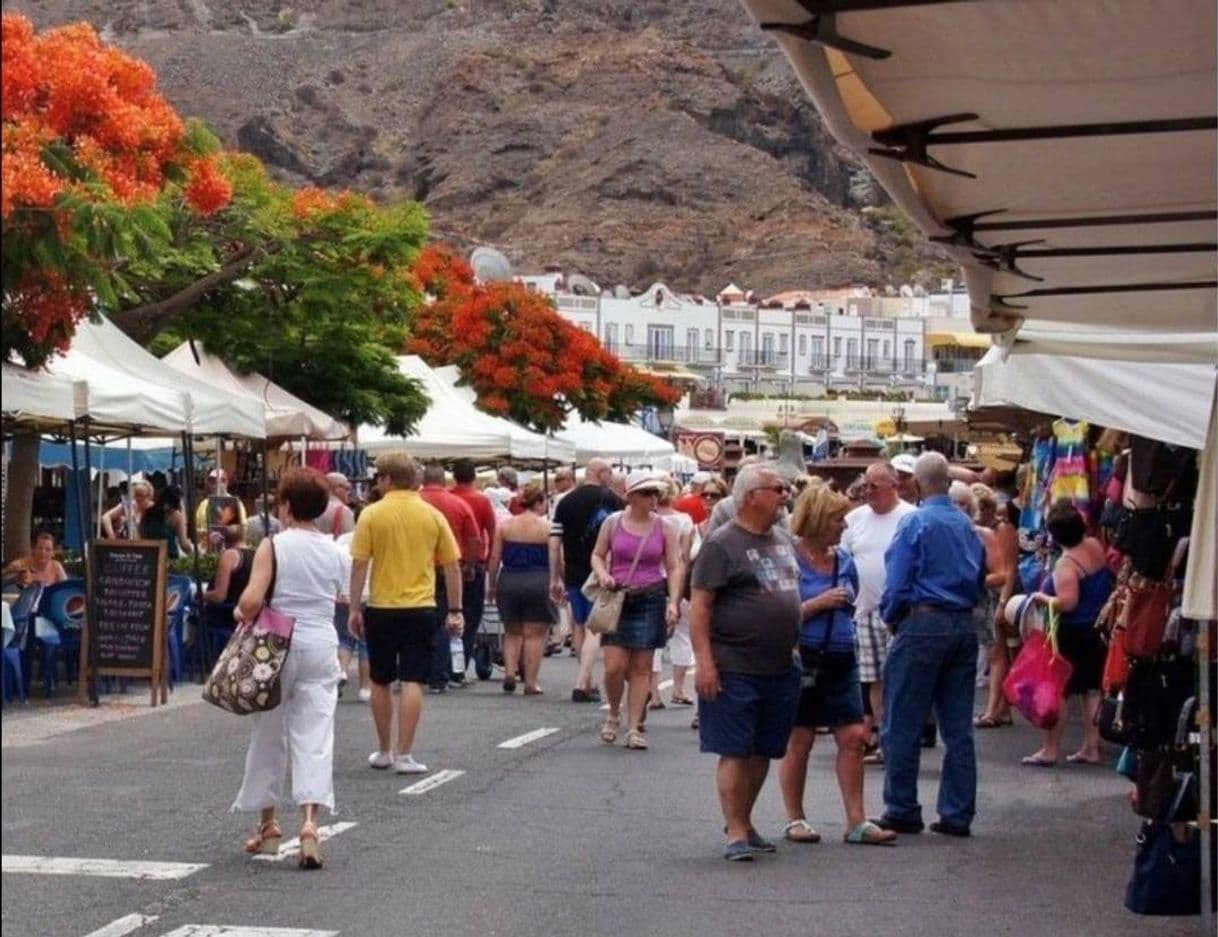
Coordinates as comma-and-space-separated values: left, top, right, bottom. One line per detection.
890, 453, 917, 475
691, 470, 713, 485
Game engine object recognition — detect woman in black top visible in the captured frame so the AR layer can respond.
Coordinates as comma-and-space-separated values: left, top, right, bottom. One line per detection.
140, 485, 193, 558
203, 526, 255, 606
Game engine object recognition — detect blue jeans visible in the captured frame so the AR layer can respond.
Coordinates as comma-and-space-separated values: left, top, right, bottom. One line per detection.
880, 607, 978, 828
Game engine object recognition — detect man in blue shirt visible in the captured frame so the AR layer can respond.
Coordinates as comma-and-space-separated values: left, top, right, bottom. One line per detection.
876, 452, 986, 837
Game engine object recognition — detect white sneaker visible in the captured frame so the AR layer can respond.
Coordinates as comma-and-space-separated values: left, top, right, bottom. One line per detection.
357, 687, 372, 703
393, 754, 428, 774
368, 750, 393, 770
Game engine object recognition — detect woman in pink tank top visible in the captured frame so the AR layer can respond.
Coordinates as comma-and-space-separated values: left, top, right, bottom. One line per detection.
589, 471, 682, 751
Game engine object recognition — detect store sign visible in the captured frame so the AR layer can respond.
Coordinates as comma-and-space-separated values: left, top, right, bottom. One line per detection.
676, 430, 725, 469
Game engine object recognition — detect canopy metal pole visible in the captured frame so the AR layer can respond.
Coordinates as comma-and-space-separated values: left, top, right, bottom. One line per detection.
81, 425, 98, 705
94, 439, 105, 538
183, 433, 207, 678
261, 439, 270, 540
126, 437, 135, 540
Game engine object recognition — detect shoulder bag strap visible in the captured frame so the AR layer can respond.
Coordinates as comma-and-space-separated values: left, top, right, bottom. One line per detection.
265, 537, 278, 608
817, 550, 839, 653
619, 516, 654, 589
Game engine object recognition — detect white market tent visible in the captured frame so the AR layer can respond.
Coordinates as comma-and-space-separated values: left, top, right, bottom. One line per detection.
46, 317, 265, 438
357, 356, 518, 461
739, 0, 1216, 615
1, 365, 85, 427
161, 342, 349, 441
553, 412, 677, 471
432, 365, 577, 464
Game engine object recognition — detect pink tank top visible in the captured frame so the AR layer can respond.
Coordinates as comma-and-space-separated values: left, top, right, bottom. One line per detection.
610, 517, 666, 589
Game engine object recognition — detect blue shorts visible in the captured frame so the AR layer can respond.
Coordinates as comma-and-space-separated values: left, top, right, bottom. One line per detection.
698, 667, 801, 759
566, 586, 593, 626
334, 603, 368, 659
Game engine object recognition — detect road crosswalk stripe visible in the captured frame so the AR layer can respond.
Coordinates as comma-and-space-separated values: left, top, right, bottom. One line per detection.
398, 769, 465, 795
159, 928, 338, 937
251, 822, 357, 863
497, 727, 559, 749
2, 856, 206, 880
82, 914, 159, 937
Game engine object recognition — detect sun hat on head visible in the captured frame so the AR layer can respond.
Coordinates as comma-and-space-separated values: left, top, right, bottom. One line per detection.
625, 469, 664, 496
691, 470, 713, 485
890, 453, 917, 475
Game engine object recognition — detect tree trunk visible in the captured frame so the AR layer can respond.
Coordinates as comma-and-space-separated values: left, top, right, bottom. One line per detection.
3, 431, 40, 562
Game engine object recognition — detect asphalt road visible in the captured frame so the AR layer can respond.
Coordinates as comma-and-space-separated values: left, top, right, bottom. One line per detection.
0, 655, 1197, 937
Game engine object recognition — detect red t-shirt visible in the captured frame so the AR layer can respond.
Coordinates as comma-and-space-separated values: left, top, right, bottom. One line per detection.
673, 492, 709, 525
420, 485, 481, 565
451, 484, 497, 563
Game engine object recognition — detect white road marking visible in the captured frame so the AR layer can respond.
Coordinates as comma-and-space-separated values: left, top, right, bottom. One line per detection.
2, 855, 206, 880
159, 928, 338, 937
399, 769, 465, 795
250, 822, 357, 863
82, 914, 159, 937
497, 727, 560, 749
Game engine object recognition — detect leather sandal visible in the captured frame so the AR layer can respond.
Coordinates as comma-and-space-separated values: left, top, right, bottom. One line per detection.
625, 729, 648, 750
783, 819, 821, 843
600, 715, 620, 744
298, 822, 323, 870
244, 818, 282, 856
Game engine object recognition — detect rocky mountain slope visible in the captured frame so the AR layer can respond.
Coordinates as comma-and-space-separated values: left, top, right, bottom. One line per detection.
11, 0, 953, 295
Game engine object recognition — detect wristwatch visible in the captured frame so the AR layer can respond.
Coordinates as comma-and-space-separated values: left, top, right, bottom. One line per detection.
448, 609, 463, 614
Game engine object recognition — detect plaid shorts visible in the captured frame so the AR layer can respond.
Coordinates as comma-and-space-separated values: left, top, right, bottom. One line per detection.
854, 609, 891, 684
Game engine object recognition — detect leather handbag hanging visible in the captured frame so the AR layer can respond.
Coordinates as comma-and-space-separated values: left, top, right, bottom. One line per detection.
202, 539, 295, 715
1121, 538, 1184, 659
582, 514, 654, 636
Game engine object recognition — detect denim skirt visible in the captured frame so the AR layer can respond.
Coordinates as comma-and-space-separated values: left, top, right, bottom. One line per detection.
601, 585, 667, 650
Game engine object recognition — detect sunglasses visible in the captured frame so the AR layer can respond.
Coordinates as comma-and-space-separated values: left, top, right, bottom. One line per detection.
754, 484, 791, 495
701, 492, 723, 500
633, 489, 662, 497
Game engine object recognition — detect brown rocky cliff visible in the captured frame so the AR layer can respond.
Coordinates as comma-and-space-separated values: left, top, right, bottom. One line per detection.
11, 0, 952, 295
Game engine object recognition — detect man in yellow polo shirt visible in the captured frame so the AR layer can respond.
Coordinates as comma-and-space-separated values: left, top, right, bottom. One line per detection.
348, 451, 462, 775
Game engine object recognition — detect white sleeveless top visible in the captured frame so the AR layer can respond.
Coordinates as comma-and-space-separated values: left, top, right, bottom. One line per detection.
268, 527, 344, 650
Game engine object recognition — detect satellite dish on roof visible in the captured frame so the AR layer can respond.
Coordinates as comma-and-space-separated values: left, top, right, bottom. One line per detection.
568, 274, 599, 296
614, 284, 631, 299
470, 246, 513, 283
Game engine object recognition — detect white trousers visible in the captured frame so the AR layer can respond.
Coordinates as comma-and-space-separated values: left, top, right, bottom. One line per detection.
232, 643, 340, 813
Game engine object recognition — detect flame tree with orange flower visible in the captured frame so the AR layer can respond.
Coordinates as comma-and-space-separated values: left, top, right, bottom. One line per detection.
408, 244, 681, 434
2, 15, 430, 557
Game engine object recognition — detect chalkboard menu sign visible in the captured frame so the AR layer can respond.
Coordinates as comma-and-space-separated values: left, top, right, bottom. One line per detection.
82, 540, 168, 706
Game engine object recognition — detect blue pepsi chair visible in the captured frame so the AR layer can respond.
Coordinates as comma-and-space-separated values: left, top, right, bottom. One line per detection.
38, 579, 86, 693
3, 583, 43, 705
166, 575, 194, 684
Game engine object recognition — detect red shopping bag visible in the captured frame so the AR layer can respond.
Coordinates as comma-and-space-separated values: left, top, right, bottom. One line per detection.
1002, 608, 1073, 729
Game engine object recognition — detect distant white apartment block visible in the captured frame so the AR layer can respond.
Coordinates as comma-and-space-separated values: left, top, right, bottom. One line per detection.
516, 273, 981, 405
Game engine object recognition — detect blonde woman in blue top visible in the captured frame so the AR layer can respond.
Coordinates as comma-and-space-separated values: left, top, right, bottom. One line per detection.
778, 485, 897, 846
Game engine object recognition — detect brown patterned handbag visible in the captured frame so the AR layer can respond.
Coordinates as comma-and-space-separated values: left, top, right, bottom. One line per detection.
202, 540, 295, 715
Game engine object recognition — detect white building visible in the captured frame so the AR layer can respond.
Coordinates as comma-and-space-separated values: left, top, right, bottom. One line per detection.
517, 275, 976, 401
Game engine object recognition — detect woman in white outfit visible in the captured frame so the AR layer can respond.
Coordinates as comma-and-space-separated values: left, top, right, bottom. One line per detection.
232, 467, 344, 870
652, 476, 695, 707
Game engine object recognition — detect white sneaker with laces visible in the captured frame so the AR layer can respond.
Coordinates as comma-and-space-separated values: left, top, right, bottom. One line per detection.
393, 754, 428, 775
357, 687, 372, 703
368, 750, 393, 770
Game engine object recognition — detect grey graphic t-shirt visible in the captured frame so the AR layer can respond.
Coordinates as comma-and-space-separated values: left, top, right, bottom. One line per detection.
691, 522, 800, 676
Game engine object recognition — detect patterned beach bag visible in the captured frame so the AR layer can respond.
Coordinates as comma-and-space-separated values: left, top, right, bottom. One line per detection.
203, 540, 294, 715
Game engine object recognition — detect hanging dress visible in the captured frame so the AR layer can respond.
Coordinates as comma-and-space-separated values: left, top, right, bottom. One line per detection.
1048, 418, 1091, 519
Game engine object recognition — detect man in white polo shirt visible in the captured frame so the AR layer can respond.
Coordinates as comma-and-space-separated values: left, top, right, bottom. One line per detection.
841, 460, 916, 764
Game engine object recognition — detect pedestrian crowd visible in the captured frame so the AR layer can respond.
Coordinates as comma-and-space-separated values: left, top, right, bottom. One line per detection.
148, 441, 1124, 870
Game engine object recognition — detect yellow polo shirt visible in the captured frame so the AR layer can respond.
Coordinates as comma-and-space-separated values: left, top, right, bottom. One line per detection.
350, 490, 460, 608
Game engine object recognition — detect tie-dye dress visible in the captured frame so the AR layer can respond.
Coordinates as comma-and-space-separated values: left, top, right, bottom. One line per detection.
1048, 418, 1091, 518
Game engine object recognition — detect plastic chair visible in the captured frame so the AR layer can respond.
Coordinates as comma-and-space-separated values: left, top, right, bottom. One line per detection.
166, 575, 194, 685
38, 579, 86, 692
3, 583, 43, 705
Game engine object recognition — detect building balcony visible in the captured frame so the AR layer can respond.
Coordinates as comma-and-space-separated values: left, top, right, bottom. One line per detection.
737, 350, 790, 370
608, 344, 723, 366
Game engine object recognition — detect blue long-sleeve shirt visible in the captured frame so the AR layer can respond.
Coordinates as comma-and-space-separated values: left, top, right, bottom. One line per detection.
880, 495, 986, 625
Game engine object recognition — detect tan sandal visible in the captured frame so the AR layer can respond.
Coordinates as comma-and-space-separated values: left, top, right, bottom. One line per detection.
244, 819, 282, 856
298, 822, 323, 870
600, 715, 620, 744
625, 729, 648, 750
783, 819, 821, 843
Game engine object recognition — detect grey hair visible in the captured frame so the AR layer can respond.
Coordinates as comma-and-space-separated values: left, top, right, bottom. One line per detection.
733, 463, 771, 505
949, 480, 977, 519
915, 451, 951, 496
422, 463, 447, 485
